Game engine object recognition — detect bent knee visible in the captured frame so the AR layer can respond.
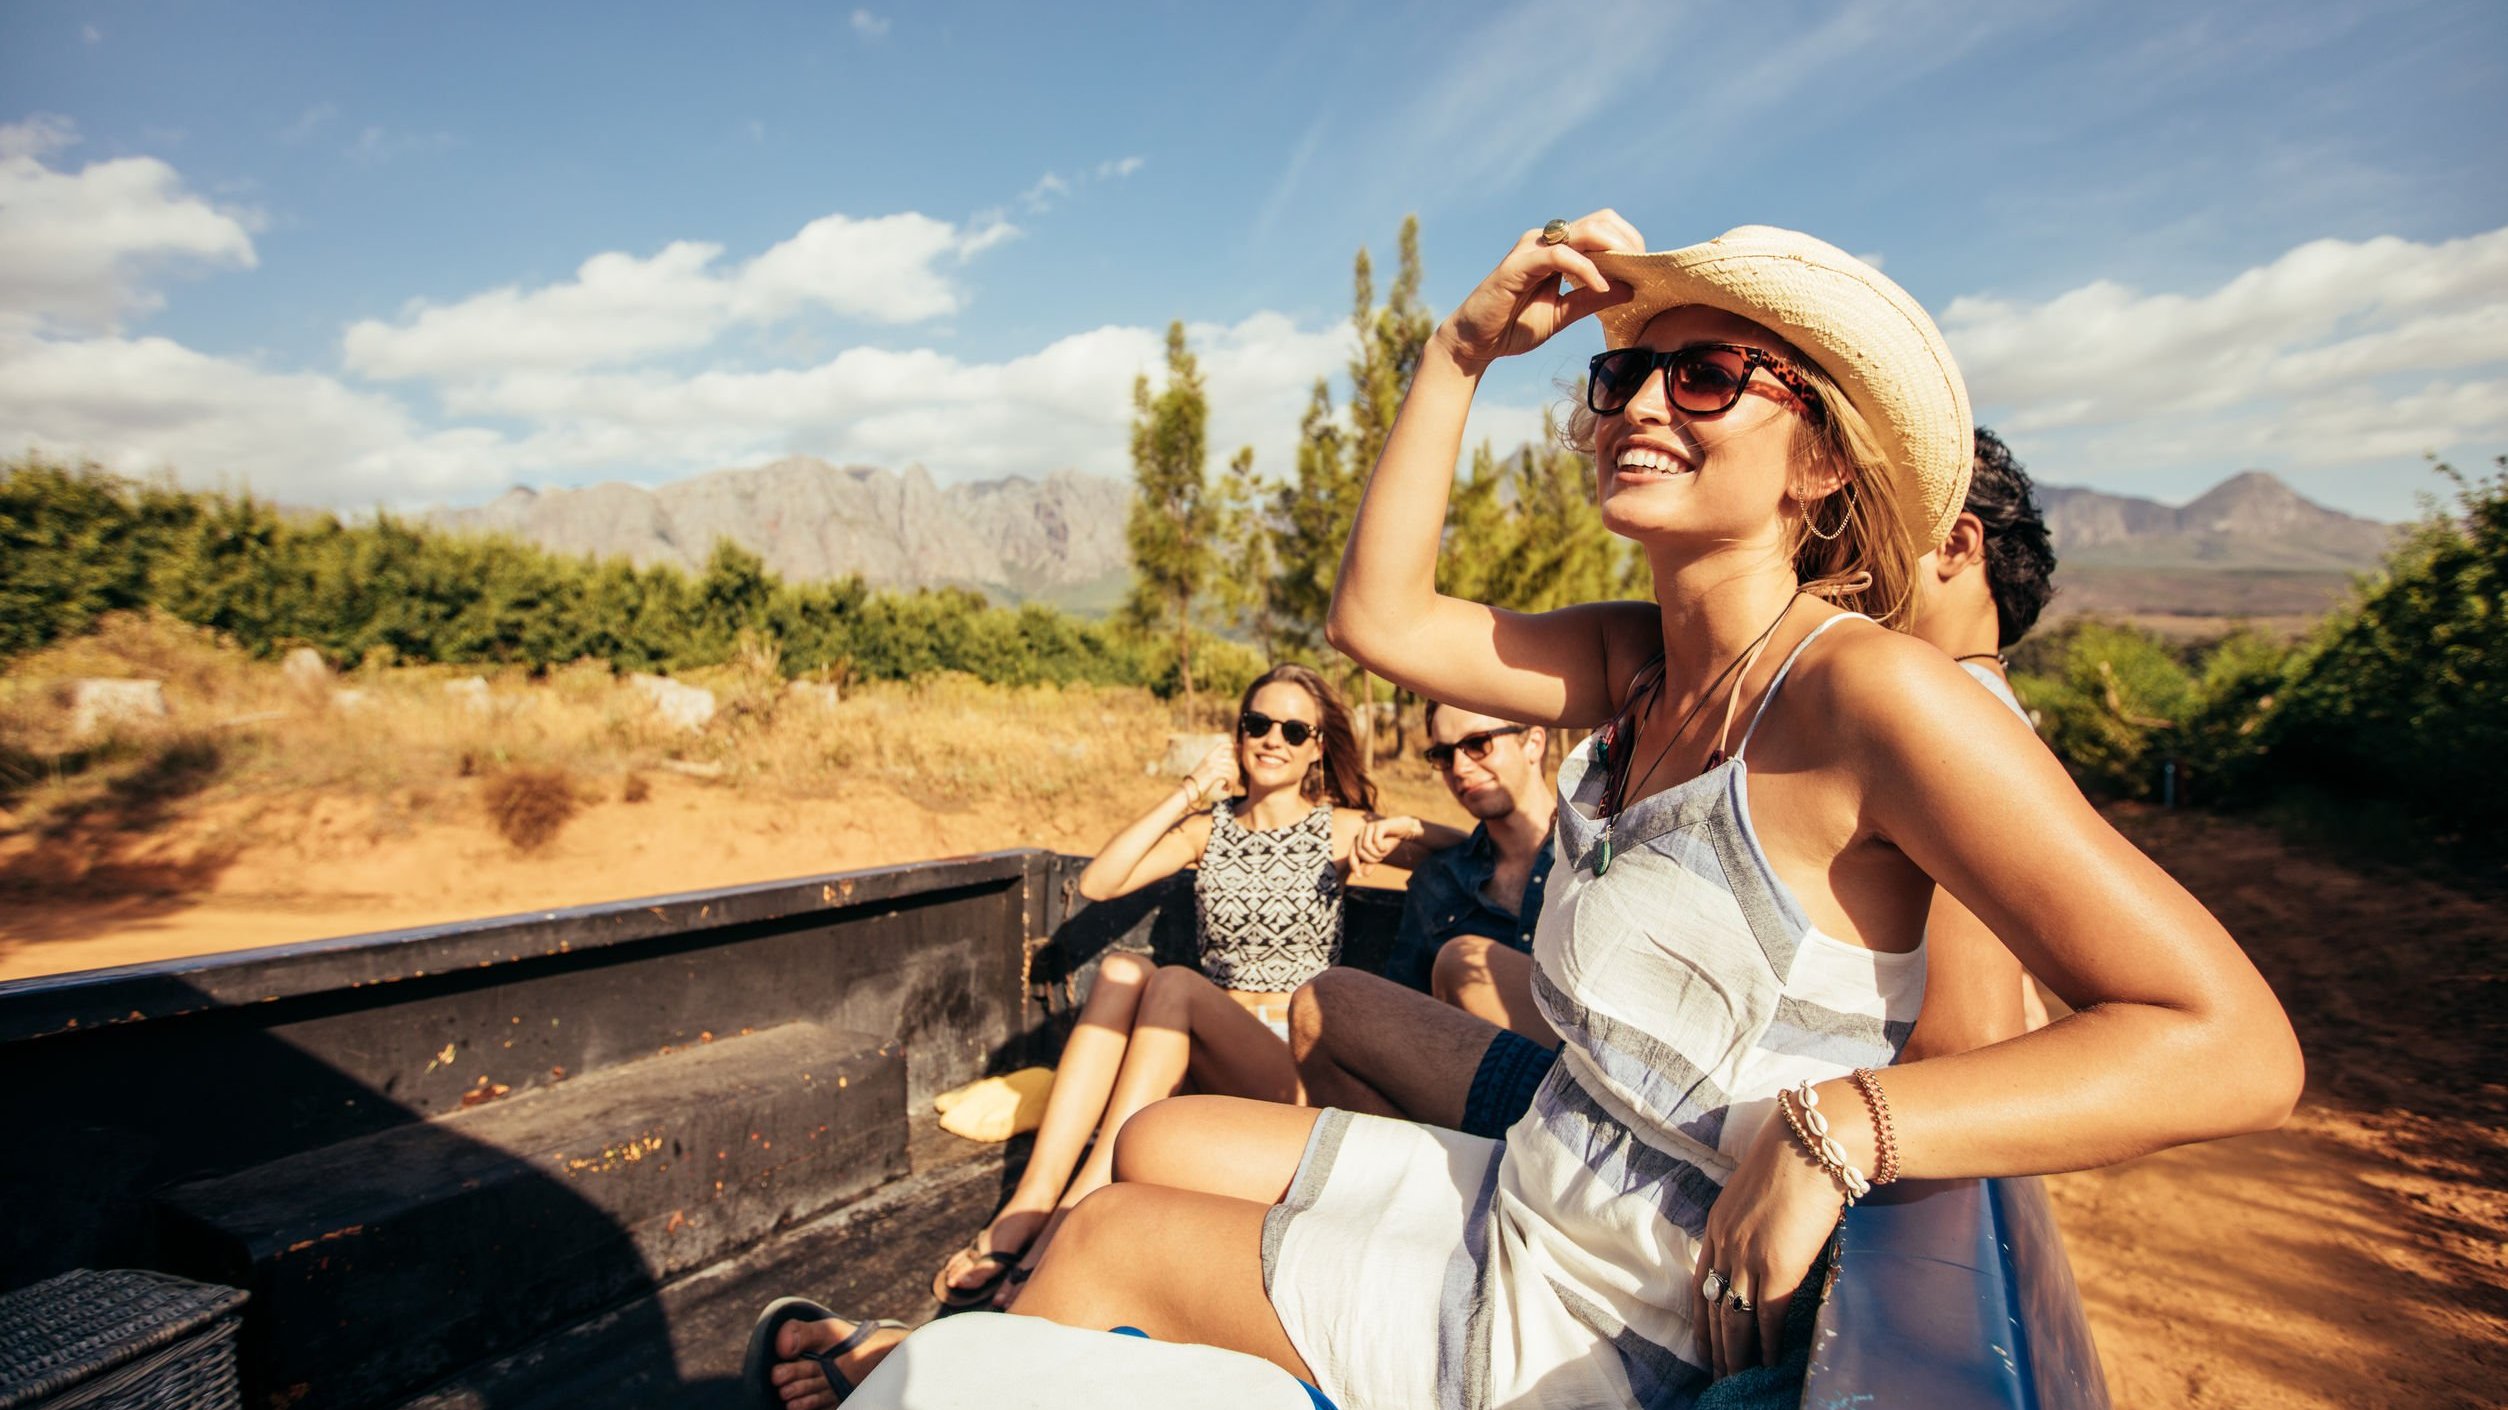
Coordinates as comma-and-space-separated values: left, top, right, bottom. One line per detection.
1097, 950, 1155, 989
1138, 962, 1207, 1018
1109, 1094, 1205, 1184
1431, 933, 1498, 1001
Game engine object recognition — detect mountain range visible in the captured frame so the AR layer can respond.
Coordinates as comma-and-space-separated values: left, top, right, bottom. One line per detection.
2037, 470, 2395, 573
428, 457, 1132, 608
427, 458, 2394, 620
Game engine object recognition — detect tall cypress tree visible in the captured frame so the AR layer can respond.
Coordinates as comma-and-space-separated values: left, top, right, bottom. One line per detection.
1212, 445, 1280, 661
1269, 377, 1348, 655
1122, 322, 1218, 712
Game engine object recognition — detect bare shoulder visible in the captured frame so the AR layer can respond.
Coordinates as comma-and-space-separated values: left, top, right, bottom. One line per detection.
1788, 617, 2040, 764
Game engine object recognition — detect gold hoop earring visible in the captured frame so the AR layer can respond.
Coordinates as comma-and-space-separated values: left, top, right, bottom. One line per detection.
1795, 494, 1848, 542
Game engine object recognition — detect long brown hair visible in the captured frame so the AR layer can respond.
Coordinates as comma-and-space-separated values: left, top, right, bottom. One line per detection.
1238, 663, 1378, 811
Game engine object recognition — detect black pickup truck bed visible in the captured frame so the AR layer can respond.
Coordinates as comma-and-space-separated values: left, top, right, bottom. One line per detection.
0, 851, 2106, 1409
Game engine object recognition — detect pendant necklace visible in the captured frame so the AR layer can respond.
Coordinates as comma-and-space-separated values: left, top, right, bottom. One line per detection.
1597, 591, 1802, 876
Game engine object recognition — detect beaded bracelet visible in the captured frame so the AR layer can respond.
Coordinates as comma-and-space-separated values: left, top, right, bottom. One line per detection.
1778, 1081, 1871, 1204
1848, 1068, 1900, 1187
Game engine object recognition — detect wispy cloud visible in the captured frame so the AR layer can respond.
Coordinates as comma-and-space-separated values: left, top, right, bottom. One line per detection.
1380, 0, 2051, 213
850, 9, 890, 40
81, 24, 102, 44
1094, 155, 1144, 181
347, 126, 458, 165
278, 103, 336, 144
1020, 172, 1071, 213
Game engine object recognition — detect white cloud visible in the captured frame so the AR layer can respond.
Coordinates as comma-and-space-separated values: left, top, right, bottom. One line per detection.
1945, 225, 2508, 468
414, 312, 1354, 493
0, 118, 260, 334
82, 24, 102, 44
1094, 156, 1145, 181
344, 211, 1013, 380
850, 8, 890, 38
0, 330, 511, 502
0, 129, 1609, 514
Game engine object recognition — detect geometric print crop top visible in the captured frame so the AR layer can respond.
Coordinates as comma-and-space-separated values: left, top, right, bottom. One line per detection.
1193, 798, 1344, 993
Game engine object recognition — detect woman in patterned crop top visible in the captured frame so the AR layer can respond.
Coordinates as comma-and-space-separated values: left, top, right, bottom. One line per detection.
929, 663, 1461, 1309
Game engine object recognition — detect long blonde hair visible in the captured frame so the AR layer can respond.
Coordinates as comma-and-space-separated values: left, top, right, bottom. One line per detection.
1560, 336, 1921, 629
1780, 357, 1920, 628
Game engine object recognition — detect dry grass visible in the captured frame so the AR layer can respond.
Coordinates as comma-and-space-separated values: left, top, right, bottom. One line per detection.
480, 766, 579, 852
0, 613, 1216, 847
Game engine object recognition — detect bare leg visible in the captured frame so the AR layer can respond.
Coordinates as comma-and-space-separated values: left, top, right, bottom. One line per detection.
1014, 1183, 1315, 1382
1002, 967, 1295, 1304
1432, 935, 1559, 1045
1293, 966, 1516, 1129
942, 951, 1152, 1298
1113, 1094, 1321, 1201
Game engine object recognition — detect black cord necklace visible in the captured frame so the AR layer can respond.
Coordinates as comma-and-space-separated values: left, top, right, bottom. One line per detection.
1596, 591, 1801, 875
1953, 651, 2005, 666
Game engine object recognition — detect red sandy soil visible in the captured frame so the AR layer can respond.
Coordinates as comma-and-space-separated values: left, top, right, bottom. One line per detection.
3, 789, 2500, 1407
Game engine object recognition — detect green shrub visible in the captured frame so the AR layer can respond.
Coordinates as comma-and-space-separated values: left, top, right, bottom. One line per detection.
0, 456, 1212, 694
2258, 458, 2507, 843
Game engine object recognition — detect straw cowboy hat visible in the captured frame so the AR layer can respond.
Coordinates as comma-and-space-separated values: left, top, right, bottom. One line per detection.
1589, 226, 1974, 547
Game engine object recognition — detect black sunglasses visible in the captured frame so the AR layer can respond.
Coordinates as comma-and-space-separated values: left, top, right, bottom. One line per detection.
1240, 710, 1319, 747
1423, 725, 1528, 769
1586, 343, 1827, 425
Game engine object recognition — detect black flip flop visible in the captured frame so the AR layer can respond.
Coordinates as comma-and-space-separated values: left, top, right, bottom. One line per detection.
742, 1296, 908, 1408
931, 1242, 1027, 1310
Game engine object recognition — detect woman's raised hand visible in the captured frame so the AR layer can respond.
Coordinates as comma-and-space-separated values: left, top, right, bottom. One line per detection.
1350, 814, 1428, 878
1182, 739, 1240, 807
1435, 210, 1646, 373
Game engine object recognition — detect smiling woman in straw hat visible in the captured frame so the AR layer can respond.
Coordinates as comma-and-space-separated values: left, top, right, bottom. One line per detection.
758, 216, 2304, 1410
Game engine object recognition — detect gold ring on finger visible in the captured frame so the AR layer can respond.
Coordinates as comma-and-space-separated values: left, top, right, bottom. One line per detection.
1539, 218, 1572, 246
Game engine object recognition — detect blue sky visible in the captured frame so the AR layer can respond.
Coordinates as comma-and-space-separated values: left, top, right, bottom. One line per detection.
3, 0, 2503, 521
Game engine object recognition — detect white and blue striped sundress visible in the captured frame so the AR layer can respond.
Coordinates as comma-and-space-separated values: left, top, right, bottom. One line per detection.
1262, 612, 1925, 1410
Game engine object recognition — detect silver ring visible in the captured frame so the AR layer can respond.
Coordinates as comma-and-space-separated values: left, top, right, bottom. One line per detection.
1539, 218, 1572, 246
1725, 1289, 1756, 1313
1700, 1270, 1726, 1303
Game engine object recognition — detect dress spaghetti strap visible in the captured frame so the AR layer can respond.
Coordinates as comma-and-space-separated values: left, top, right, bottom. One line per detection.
1731, 612, 1870, 762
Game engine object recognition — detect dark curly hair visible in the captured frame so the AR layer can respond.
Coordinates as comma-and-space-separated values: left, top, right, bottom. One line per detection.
1968, 426, 2058, 647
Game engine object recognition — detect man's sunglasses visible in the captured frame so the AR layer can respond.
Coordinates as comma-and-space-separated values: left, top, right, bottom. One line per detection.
1240, 711, 1320, 747
1423, 726, 1528, 769
1586, 343, 1826, 425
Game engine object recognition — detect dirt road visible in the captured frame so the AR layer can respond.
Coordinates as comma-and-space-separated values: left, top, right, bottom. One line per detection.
4, 789, 2500, 1407
2049, 806, 2504, 1408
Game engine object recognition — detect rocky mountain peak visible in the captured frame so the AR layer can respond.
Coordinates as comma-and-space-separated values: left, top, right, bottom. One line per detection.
427, 457, 1131, 602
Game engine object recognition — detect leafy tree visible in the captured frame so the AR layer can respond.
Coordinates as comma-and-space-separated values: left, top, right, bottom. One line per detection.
1269, 378, 1352, 655
1211, 446, 1281, 659
2260, 455, 2508, 839
1440, 426, 1632, 614
1121, 322, 1219, 713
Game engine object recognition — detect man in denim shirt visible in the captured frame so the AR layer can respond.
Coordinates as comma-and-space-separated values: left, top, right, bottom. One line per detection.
1383, 705, 1557, 1000
1289, 703, 1561, 1137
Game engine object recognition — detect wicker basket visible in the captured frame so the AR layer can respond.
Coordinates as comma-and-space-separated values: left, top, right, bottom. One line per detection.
0, 1270, 248, 1410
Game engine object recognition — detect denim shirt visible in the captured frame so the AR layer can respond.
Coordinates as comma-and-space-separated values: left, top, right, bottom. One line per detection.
1385, 821, 1556, 993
